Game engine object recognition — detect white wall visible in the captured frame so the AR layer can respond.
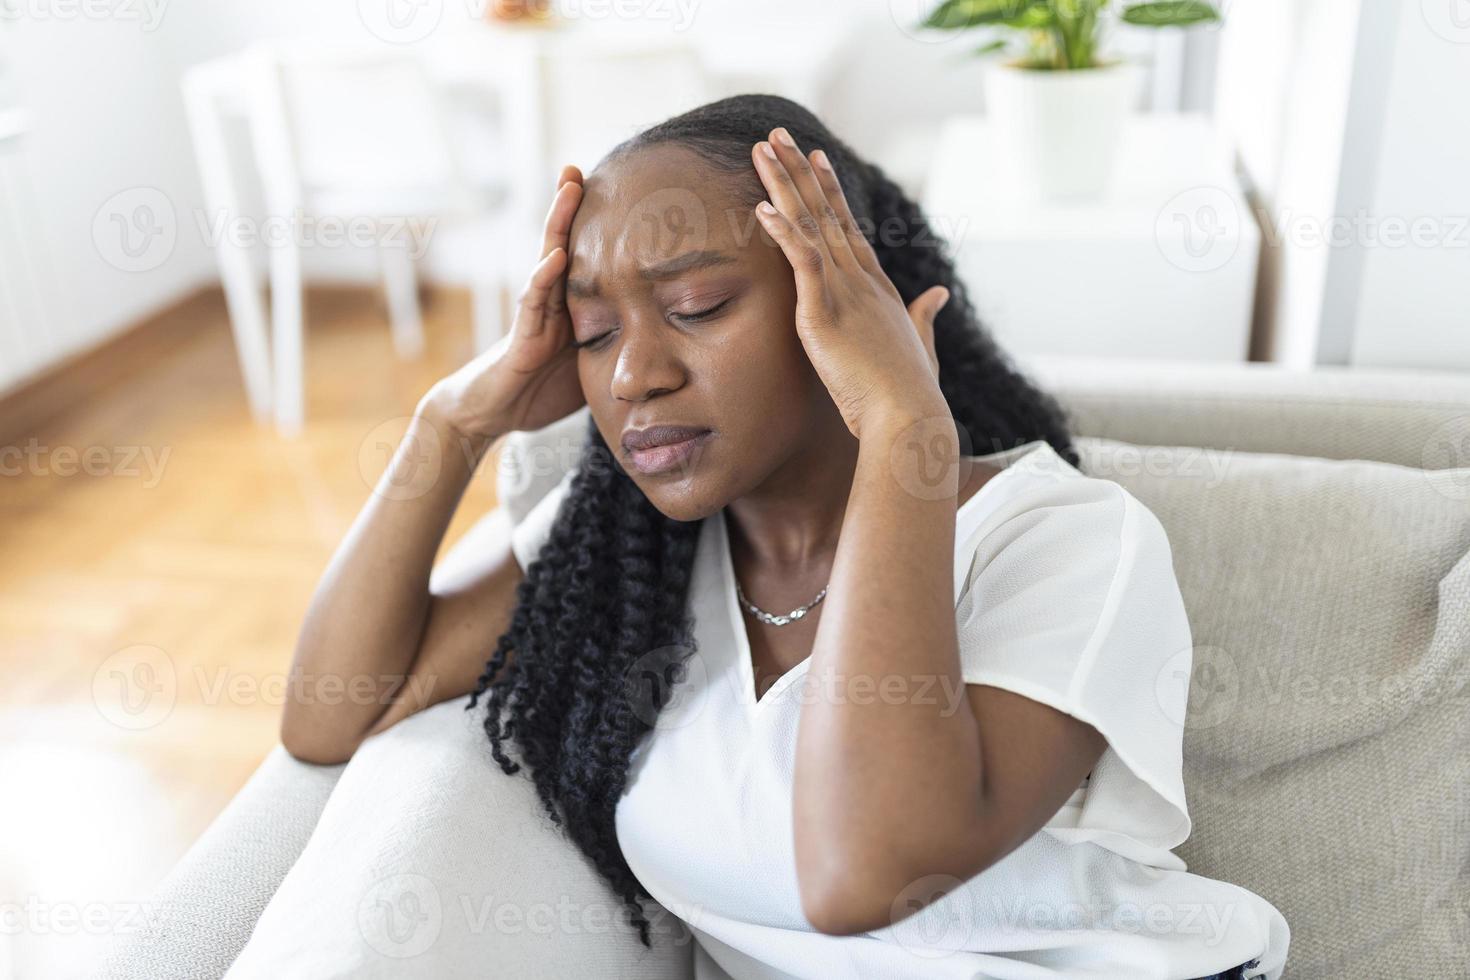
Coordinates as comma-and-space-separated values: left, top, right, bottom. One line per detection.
0, 12, 213, 392
1345, 2, 1470, 370
1213, 0, 1470, 371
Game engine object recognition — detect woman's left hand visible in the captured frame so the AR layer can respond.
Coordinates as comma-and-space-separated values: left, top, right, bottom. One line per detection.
752, 126, 952, 441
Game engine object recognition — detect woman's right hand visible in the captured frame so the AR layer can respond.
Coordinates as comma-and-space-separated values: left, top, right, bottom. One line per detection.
419, 164, 587, 444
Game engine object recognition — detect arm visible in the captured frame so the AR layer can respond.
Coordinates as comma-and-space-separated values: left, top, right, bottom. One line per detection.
278, 402, 512, 765
792, 412, 1106, 934
279, 163, 589, 763
743, 126, 1106, 935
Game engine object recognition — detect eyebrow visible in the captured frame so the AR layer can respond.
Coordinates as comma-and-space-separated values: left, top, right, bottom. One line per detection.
565, 250, 739, 299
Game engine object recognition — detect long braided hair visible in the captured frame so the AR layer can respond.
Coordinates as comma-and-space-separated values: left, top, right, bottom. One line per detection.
464, 94, 1079, 948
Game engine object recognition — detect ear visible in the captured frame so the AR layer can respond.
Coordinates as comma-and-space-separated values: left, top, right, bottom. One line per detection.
906, 285, 949, 380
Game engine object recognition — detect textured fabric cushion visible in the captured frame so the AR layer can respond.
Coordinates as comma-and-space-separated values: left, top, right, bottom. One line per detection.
1074, 436, 1470, 979
221, 699, 696, 980
93, 747, 345, 980
1022, 354, 1470, 471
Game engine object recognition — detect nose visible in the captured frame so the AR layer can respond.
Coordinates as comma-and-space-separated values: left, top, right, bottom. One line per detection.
609, 321, 685, 402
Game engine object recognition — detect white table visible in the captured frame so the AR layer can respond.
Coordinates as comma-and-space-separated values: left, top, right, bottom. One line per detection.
921, 114, 1259, 363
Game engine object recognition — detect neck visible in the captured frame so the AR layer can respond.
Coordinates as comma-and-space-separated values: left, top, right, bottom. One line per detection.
724, 406, 857, 577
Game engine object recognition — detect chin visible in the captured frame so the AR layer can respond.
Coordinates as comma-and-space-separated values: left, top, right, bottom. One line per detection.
636, 479, 722, 525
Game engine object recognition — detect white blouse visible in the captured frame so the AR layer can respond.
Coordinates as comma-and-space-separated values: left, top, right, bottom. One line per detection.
510, 439, 1290, 979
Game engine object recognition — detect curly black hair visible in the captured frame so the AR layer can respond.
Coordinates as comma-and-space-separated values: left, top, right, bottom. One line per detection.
464, 93, 1079, 948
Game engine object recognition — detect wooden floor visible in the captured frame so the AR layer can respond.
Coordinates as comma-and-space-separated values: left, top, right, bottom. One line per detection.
0, 286, 503, 978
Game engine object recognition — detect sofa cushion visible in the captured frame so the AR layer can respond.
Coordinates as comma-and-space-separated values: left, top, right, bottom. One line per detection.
1074, 436, 1470, 980
220, 699, 695, 980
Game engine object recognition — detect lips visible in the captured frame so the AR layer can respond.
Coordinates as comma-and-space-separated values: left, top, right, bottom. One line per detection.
621, 424, 711, 453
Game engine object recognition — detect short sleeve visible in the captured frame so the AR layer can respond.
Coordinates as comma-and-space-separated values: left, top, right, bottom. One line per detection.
955, 475, 1195, 859
509, 468, 576, 574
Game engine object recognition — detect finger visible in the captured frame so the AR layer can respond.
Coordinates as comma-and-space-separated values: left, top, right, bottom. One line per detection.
513, 246, 569, 341
907, 285, 949, 377
807, 148, 889, 286
541, 165, 584, 312
765, 127, 858, 271
754, 200, 833, 319
752, 134, 842, 275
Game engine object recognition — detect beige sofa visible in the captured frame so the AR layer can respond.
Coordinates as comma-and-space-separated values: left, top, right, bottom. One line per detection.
95, 356, 1470, 979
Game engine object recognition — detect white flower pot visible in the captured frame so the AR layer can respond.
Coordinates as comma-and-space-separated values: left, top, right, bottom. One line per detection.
982, 60, 1143, 202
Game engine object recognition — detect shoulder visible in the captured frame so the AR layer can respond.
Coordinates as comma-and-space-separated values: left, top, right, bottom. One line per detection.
959, 443, 1180, 602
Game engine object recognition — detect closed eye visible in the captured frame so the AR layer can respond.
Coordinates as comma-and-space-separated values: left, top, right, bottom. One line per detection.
672, 298, 731, 323
573, 298, 732, 351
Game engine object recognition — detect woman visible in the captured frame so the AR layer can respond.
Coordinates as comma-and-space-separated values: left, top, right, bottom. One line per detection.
280, 94, 1288, 978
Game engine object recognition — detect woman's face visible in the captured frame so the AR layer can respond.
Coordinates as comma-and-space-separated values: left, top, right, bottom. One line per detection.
566, 144, 839, 522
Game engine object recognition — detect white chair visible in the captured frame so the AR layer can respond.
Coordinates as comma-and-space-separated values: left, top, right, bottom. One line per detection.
242, 40, 526, 435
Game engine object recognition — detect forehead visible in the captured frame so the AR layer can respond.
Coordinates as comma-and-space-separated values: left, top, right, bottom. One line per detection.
566, 145, 759, 298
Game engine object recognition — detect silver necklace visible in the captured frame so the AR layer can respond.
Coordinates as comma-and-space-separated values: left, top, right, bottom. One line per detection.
734, 577, 829, 627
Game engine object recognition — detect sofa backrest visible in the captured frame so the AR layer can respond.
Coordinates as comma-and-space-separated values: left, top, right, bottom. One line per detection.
1076, 435, 1469, 980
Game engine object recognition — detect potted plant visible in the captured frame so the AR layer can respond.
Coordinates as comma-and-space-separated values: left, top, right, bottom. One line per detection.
921, 0, 1222, 201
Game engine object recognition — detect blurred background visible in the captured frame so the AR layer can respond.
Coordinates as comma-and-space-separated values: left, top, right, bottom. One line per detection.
1, 0, 1467, 975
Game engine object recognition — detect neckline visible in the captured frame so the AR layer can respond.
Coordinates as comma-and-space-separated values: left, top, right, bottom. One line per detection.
718, 440, 1060, 716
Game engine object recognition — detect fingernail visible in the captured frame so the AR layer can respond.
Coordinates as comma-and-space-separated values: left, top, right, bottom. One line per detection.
757, 201, 777, 215
773, 127, 796, 148
759, 141, 777, 161
813, 149, 832, 171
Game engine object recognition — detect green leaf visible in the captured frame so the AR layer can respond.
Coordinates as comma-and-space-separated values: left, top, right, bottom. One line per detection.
921, 0, 1041, 30
1001, 5, 1054, 28
974, 38, 1010, 54
1120, 1, 1220, 26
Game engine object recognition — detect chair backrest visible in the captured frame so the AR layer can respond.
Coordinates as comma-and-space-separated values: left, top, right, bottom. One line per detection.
244, 40, 467, 211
